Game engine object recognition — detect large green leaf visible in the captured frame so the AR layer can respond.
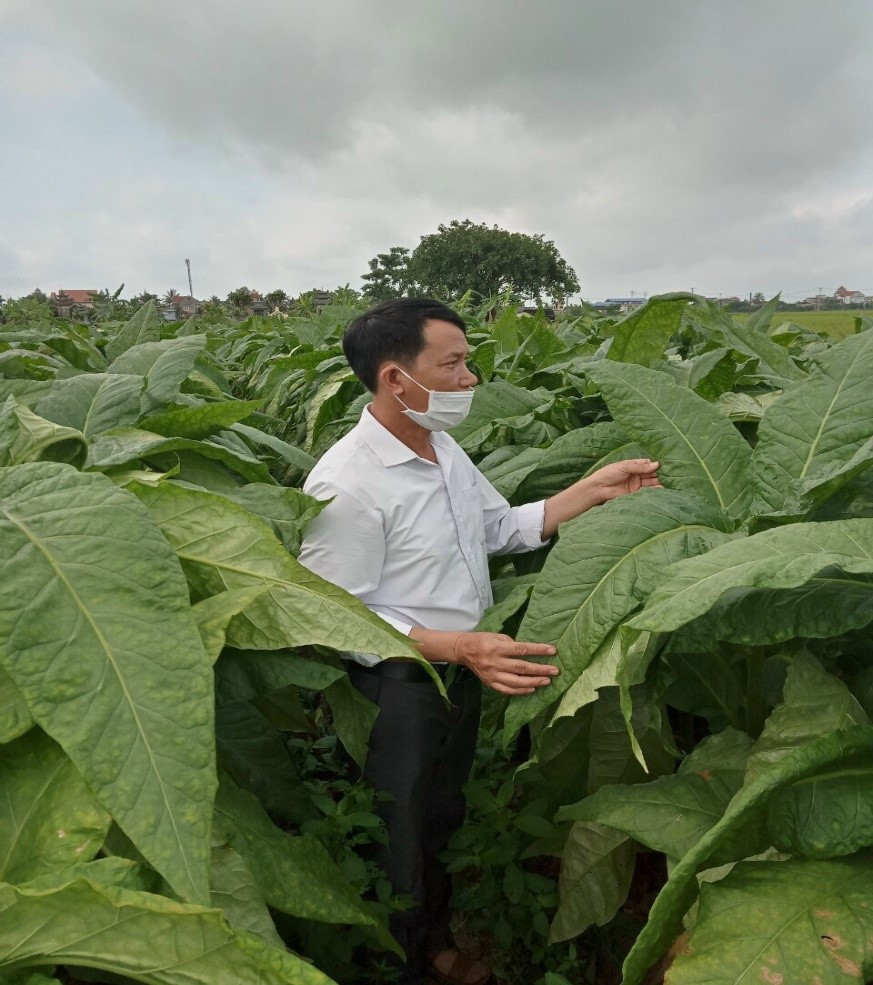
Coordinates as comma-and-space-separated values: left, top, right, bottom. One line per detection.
192, 587, 268, 663
138, 399, 263, 439
480, 446, 546, 499
605, 293, 692, 367
33, 374, 144, 438
87, 428, 274, 483
219, 483, 327, 556
215, 647, 380, 771
557, 728, 753, 863
548, 822, 634, 943
752, 328, 873, 515
476, 578, 535, 633
0, 463, 215, 904
448, 381, 552, 451
622, 726, 873, 985
767, 767, 873, 861
104, 300, 163, 363
108, 336, 207, 413
130, 481, 425, 662
661, 647, 750, 732
667, 855, 873, 985
516, 422, 645, 502
0, 863, 334, 985
662, 570, 873, 651
230, 423, 317, 473
504, 489, 733, 737
708, 306, 807, 384
629, 519, 873, 639
214, 649, 346, 705
0, 398, 86, 468
215, 701, 308, 820
213, 775, 381, 931
585, 362, 753, 516
0, 666, 31, 744
745, 654, 869, 781
0, 729, 109, 883
323, 674, 380, 771
210, 842, 283, 947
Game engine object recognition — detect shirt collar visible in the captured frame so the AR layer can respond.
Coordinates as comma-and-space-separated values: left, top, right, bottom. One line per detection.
357, 405, 421, 467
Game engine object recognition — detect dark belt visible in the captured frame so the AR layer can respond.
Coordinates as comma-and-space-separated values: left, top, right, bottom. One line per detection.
346, 659, 471, 684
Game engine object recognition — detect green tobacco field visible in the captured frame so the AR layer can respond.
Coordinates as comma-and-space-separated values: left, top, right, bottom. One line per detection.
1, 292, 872, 985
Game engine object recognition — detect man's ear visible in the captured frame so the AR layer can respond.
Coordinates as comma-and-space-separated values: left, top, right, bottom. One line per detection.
377, 362, 405, 396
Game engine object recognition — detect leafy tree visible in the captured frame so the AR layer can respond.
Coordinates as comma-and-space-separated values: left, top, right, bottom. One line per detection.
361, 246, 413, 301
362, 221, 580, 304
264, 289, 290, 312
226, 286, 255, 315
163, 288, 181, 305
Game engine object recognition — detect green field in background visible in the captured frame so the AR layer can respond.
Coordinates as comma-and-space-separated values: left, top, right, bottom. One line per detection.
737, 309, 867, 340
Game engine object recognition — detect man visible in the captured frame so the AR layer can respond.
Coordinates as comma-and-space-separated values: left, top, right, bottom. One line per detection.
298, 298, 659, 985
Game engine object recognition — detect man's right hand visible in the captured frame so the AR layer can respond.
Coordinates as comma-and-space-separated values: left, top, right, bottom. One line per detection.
452, 631, 560, 694
409, 626, 559, 695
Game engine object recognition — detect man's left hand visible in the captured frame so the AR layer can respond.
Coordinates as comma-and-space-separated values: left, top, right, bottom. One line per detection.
588, 458, 661, 503
542, 458, 662, 538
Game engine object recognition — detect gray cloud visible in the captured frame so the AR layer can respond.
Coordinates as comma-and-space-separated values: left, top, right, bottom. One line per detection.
3, 0, 873, 298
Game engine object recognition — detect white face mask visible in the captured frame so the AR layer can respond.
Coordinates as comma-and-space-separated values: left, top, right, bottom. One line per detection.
393, 367, 475, 431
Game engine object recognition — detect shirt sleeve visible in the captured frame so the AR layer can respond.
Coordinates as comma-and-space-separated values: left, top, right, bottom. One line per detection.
476, 470, 549, 555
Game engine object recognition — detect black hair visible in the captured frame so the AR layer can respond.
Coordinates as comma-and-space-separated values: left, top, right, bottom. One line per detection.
342, 298, 467, 392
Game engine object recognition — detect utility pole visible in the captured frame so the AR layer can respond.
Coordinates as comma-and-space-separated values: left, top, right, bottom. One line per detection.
185, 259, 193, 299
749, 291, 753, 314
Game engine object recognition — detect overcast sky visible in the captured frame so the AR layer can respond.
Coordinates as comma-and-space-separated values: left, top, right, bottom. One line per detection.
2, 0, 872, 302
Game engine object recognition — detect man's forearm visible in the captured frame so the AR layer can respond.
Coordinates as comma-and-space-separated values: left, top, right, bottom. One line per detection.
542, 476, 603, 539
409, 627, 466, 663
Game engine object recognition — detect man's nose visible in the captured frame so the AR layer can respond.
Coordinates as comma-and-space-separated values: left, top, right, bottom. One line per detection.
463, 365, 478, 387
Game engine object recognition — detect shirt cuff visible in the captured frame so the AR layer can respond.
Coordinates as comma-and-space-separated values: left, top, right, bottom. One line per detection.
516, 499, 549, 549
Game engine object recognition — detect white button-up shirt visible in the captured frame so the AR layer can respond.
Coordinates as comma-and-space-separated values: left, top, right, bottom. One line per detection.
298, 406, 547, 665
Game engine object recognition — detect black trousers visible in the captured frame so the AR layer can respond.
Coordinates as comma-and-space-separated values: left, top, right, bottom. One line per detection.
347, 662, 482, 985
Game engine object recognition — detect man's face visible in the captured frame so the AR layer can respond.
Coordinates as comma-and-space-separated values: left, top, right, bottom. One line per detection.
400, 320, 477, 410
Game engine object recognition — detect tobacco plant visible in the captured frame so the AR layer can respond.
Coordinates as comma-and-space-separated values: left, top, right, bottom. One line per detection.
1, 293, 871, 985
